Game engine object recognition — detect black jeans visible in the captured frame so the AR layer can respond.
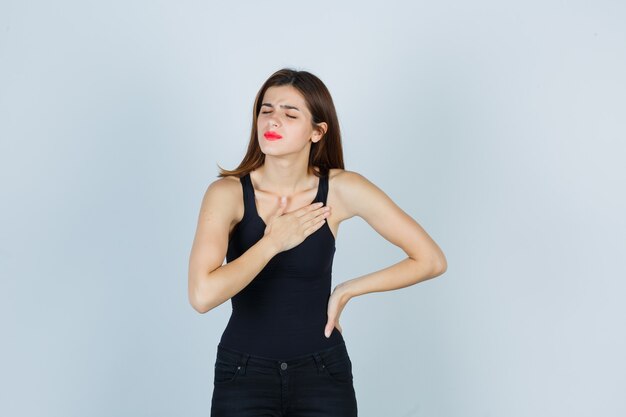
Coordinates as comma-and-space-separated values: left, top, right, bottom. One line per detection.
210, 341, 358, 416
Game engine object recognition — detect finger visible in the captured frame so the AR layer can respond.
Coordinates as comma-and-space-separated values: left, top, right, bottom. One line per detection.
325, 308, 336, 337
304, 218, 326, 236
310, 209, 330, 228
297, 202, 324, 218
301, 207, 330, 228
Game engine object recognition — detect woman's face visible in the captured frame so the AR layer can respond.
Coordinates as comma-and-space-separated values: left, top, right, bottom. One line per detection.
257, 85, 323, 156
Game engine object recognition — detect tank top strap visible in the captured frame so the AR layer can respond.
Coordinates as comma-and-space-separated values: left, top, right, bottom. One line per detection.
319, 173, 329, 205
240, 173, 256, 220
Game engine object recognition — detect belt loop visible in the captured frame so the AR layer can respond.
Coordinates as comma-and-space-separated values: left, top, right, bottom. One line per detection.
312, 352, 325, 374
239, 353, 250, 375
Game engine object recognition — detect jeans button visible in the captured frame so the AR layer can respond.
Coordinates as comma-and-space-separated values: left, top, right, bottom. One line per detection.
280, 362, 288, 370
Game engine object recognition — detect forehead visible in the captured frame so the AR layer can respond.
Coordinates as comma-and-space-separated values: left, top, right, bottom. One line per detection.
262, 85, 307, 109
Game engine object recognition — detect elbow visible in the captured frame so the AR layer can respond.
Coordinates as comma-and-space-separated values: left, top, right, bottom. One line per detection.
432, 255, 447, 276
190, 299, 211, 314
189, 292, 208, 314
188, 280, 215, 314
418, 251, 446, 278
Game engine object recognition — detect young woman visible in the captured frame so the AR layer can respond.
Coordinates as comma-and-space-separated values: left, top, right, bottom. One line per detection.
188, 68, 447, 416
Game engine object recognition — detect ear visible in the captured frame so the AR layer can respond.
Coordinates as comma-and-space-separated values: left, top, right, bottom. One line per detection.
311, 122, 328, 144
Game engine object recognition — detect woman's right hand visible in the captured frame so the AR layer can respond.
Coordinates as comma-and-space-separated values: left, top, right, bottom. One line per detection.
263, 198, 331, 253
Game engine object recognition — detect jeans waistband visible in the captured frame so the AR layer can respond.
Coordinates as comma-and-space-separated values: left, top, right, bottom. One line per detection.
216, 341, 349, 375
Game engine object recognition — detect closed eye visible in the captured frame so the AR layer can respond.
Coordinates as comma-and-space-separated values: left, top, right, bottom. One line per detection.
261, 111, 296, 119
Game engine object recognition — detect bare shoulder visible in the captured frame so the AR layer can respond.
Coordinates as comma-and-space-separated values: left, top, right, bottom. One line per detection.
204, 175, 240, 203
328, 168, 367, 184
332, 168, 409, 221
199, 175, 244, 231
327, 168, 380, 221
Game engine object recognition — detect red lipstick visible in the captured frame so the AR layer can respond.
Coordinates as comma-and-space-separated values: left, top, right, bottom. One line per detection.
264, 131, 283, 140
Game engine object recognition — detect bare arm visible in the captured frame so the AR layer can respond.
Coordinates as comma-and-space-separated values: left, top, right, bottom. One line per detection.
187, 178, 279, 314
334, 171, 447, 300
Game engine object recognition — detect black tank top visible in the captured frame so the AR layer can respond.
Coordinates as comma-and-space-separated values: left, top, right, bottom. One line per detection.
219, 171, 344, 359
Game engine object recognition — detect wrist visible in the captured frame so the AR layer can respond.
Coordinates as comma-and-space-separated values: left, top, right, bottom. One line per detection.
260, 235, 281, 258
337, 281, 355, 302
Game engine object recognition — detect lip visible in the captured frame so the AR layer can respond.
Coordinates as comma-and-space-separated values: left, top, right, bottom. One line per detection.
264, 131, 283, 140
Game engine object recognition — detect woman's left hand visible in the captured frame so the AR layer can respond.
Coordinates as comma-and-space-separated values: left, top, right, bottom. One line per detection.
324, 284, 351, 338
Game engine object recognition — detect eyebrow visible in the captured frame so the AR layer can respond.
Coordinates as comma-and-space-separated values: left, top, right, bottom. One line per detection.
261, 103, 301, 112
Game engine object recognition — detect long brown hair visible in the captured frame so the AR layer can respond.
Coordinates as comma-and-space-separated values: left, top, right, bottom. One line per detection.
217, 68, 345, 179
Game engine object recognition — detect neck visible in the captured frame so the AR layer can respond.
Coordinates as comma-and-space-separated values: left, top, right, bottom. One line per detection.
254, 157, 317, 196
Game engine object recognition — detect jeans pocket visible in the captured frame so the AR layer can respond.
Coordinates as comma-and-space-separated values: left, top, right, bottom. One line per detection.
213, 358, 241, 385
322, 354, 353, 384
